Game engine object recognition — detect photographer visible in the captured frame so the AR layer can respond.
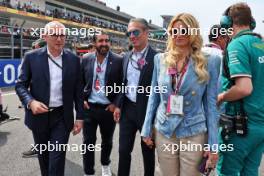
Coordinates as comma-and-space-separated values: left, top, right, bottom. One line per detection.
217, 3, 264, 176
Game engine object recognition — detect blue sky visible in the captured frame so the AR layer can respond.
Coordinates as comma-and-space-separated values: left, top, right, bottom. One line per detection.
105, 0, 264, 41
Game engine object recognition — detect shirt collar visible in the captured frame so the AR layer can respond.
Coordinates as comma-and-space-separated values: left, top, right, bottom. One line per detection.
233, 29, 252, 39
133, 44, 149, 56
96, 52, 109, 65
47, 47, 63, 59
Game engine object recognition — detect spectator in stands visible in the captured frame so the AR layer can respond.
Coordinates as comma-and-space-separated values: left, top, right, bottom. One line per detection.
1, 25, 10, 33
13, 24, 18, 32
116, 47, 126, 56
32, 38, 47, 49
87, 43, 95, 53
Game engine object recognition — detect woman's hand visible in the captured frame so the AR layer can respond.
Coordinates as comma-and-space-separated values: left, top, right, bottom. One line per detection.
203, 151, 219, 170
142, 137, 154, 149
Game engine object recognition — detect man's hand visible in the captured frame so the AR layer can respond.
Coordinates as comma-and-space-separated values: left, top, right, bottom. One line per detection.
84, 101, 90, 109
29, 100, 48, 115
105, 104, 116, 113
217, 92, 225, 107
142, 137, 154, 149
113, 107, 121, 122
72, 120, 83, 135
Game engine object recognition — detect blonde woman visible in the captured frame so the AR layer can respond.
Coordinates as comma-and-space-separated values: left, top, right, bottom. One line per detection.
141, 13, 220, 176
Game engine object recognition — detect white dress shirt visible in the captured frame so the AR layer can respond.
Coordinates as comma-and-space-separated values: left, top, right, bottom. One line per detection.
88, 53, 111, 105
126, 45, 148, 102
47, 48, 63, 107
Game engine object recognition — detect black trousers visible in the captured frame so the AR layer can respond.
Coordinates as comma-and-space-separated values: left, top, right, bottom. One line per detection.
118, 99, 155, 176
32, 107, 70, 176
83, 103, 116, 175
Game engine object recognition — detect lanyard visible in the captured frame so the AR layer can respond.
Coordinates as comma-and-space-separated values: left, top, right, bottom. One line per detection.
48, 54, 62, 70
94, 57, 106, 90
130, 46, 149, 70
171, 59, 189, 94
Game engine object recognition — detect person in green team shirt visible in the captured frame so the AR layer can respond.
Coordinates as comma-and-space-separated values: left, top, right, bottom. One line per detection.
217, 2, 264, 176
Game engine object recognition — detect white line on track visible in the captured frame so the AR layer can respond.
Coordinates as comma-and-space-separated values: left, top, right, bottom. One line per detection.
2, 92, 16, 96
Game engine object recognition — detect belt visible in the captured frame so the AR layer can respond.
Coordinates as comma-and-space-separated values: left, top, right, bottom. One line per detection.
88, 102, 109, 109
48, 106, 63, 112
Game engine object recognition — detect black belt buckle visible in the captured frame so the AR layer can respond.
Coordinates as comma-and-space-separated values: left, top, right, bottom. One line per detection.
49, 108, 55, 112
48, 106, 63, 112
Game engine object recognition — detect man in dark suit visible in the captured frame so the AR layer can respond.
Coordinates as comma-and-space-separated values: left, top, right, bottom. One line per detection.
15, 21, 84, 176
113, 18, 157, 176
81, 32, 122, 176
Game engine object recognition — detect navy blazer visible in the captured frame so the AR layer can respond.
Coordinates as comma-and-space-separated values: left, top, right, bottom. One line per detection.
116, 46, 157, 127
15, 47, 84, 132
81, 51, 123, 105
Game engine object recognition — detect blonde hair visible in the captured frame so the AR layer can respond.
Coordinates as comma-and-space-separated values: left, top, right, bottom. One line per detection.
165, 13, 208, 82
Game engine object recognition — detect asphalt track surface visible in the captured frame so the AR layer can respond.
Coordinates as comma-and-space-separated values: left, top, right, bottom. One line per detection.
0, 90, 263, 176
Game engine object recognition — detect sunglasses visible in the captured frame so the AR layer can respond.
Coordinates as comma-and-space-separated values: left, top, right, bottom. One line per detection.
126, 29, 141, 37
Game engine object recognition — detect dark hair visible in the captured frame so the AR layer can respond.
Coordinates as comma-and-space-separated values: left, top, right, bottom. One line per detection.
208, 24, 225, 42
92, 30, 109, 43
229, 3, 252, 26
129, 18, 149, 30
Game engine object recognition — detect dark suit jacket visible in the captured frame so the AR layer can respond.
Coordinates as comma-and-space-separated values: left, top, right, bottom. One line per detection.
15, 47, 84, 132
116, 46, 157, 127
81, 51, 123, 106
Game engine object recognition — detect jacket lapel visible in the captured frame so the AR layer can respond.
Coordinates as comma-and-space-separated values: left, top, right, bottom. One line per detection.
123, 52, 131, 83
138, 47, 153, 85
178, 58, 196, 95
41, 47, 50, 84
88, 53, 96, 85
62, 50, 67, 81
105, 52, 112, 85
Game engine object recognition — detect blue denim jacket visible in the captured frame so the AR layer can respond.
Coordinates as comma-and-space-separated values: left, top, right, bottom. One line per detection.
141, 53, 221, 149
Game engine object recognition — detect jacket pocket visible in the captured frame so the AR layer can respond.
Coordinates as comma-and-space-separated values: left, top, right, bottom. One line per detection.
156, 108, 167, 124
184, 113, 206, 127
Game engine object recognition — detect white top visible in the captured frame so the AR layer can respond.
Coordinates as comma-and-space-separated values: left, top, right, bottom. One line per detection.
126, 45, 148, 103
47, 48, 63, 107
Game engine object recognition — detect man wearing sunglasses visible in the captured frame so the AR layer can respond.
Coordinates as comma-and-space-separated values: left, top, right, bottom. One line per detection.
81, 32, 123, 176
15, 21, 84, 176
114, 18, 157, 176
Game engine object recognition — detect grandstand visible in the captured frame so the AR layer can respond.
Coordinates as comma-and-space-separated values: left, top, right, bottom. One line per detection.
0, 0, 166, 59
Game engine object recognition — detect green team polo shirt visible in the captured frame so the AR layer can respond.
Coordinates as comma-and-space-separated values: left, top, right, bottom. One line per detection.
222, 29, 264, 123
